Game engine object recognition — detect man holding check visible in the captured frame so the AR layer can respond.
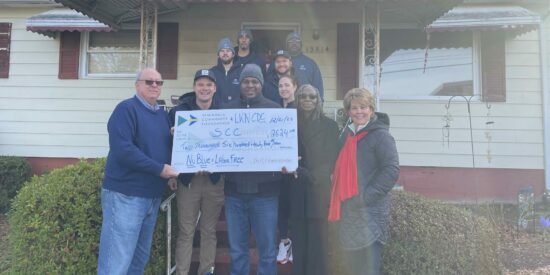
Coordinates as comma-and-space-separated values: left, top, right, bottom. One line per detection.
168, 69, 224, 275
222, 64, 282, 275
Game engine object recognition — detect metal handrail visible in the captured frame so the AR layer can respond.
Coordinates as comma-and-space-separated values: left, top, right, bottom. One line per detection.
160, 192, 177, 275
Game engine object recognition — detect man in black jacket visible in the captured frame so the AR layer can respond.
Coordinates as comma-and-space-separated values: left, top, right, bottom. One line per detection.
168, 69, 224, 275
223, 64, 281, 275
211, 37, 242, 106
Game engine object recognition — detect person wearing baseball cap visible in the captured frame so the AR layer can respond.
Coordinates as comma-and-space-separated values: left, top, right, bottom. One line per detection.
263, 49, 294, 104
222, 63, 283, 275
234, 29, 265, 75
168, 68, 223, 275
211, 37, 242, 105
285, 31, 325, 100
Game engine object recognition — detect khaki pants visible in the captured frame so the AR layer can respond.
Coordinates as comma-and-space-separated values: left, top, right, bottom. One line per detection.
175, 175, 224, 275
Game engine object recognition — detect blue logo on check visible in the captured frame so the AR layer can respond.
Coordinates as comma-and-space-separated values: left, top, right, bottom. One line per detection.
177, 115, 199, 126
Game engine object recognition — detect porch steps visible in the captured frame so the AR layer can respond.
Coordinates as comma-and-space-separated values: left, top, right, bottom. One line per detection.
185, 207, 293, 275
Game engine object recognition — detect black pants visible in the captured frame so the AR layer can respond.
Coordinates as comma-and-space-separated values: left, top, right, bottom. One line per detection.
342, 241, 383, 275
290, 218, 328, 275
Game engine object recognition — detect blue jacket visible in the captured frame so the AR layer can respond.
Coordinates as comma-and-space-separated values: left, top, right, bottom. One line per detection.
169, 92, 222, 185
103, 96, 172, 198
222, 94, 282, 197
263, 70, 283, 105
210, 60, 242, 106
292, 53, 324, 99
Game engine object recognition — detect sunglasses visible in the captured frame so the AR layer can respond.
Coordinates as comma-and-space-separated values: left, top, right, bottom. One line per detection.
299, 94, 317, 100
140, 80, 164, 86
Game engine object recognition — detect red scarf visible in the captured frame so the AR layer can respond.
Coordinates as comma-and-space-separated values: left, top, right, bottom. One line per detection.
328, 131, 368, 221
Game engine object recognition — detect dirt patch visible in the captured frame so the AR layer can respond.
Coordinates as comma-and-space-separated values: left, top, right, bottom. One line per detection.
500, 225, 550, 274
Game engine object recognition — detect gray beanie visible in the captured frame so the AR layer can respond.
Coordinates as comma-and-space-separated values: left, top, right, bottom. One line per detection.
237, 29, 253, 41
217, 37, 234, 54
239, 64, 264, 86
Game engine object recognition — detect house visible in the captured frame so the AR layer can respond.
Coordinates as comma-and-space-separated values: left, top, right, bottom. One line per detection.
0, 0, 549, 202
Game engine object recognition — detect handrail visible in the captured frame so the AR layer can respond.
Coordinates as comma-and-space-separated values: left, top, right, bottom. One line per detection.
160, 192, 177, 275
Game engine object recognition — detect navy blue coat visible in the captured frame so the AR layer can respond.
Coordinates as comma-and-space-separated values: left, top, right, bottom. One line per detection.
210, 60, 242, 106
292, 53, 324, 99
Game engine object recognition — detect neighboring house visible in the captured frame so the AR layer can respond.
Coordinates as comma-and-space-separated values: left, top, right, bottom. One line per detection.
0, 0, 549, 202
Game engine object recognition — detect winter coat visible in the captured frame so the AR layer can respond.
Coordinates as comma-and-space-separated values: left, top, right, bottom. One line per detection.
289, 115, 339, 218
222, 94, 282, 197
292, 53, 324, 99
338, 112, 400, 250
168, 92, 222, 185
210, 60, 242, 106
234, 49, 265, 75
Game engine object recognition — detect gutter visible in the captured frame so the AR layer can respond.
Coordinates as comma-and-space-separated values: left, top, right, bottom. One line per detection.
540, 13, 550, 190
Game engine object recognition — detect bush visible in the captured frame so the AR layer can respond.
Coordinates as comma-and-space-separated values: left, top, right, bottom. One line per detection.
0, 156, 32, 213
8, 159, 169, 274
383, 191, 501, 274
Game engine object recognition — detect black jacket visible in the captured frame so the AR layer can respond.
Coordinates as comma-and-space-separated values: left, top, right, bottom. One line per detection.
222, 94, 282, 197
289, 115, 339, 218
210, 60, 242, 106
168, 92, 222, 185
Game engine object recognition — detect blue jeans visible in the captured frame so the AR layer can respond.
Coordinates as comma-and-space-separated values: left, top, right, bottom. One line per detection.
97, 188, 161, 275
224, 195, 278, 275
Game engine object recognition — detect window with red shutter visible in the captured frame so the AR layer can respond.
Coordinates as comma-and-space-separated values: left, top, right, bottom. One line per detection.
337, 23, 360, 99
0, 23, 12, 78
481, 32, 506, 102
157, 23, 178, 80
58, 31, 80, 79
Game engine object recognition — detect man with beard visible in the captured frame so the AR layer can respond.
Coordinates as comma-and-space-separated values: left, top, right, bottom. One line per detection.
263, 49, 293, 104
286, 32, 325, 100
211, 37, 242, 105
234, 29, 265, 74
223, 64, 282, 275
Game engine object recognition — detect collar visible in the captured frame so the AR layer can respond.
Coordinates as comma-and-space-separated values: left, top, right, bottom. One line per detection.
135, 93, 159, 111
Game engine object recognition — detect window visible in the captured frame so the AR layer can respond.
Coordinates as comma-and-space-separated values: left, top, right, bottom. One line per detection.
81, 29, 140, 77
0, 23, 11, 78
364, 29, 480, 100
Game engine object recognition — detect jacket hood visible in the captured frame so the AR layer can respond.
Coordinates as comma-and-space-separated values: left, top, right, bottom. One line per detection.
361, 112, 390, 133
177, 91, 196, 107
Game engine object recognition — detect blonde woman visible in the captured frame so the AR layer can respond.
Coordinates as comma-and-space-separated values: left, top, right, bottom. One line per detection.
328, 88, 399, 275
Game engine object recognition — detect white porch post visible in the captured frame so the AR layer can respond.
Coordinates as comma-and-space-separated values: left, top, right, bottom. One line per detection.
363, 2, 381, 111
139, 0, 158, 70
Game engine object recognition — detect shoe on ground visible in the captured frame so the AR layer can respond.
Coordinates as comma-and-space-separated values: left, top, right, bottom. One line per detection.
277, 239, 292, 264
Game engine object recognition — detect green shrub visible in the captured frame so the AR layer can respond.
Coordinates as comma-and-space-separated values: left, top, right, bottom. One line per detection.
8, 159, 169, 274
383, 191, 501, 274
0, 156, 32, 213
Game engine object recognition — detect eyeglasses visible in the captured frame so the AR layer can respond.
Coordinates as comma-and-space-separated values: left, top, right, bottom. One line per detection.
299, 94, 317, 100
140, 80, 164, 86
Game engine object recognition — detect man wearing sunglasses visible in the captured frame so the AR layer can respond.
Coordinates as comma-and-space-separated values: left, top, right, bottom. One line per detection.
98, 68, 179, 274
286, 32, 325, 100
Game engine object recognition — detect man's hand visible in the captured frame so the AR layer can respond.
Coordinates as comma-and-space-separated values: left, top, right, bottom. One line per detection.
160, 164, 179, 179
170, 127, 175, 136
168, 178, 178, 191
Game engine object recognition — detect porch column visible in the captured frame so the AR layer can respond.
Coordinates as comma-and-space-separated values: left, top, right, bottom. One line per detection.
139, 0, 158, 69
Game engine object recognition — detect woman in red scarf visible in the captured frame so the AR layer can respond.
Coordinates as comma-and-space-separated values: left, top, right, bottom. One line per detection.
328, 88, 399, 275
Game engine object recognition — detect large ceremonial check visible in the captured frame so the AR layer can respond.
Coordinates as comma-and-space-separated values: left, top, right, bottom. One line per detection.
171, 108, 298, 173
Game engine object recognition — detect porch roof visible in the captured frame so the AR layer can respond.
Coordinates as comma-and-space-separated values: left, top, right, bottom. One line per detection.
426, 5, 541, 34
26, 8, 112, 38
53, 0, 463, 29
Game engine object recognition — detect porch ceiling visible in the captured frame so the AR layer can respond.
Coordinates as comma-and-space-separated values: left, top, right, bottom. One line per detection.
55, 0, 464, 29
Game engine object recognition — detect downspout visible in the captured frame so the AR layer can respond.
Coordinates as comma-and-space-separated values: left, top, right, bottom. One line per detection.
540, 15, 550, 190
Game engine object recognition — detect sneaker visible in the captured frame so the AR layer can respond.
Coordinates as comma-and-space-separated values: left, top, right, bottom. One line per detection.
277, 239, 292, 264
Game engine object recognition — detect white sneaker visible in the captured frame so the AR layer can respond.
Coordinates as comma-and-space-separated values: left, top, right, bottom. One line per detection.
277, 239, 292, 264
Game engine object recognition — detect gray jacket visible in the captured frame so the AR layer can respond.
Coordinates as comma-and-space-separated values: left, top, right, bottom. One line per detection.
339, 112, 400, 250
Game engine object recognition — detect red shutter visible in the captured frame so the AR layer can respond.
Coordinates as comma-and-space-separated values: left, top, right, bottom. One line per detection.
58, 31, 80, 79
337, 23, 360, 99
481, 32, 506, 102
0, 23, 12, 78
156, 23, 178, 80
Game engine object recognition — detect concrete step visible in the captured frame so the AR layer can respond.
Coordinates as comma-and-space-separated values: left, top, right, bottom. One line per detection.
188, 248, 293, 274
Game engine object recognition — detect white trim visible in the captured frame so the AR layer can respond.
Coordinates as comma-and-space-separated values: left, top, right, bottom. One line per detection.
79, 30, 140, 79
241, 22, 300, 33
